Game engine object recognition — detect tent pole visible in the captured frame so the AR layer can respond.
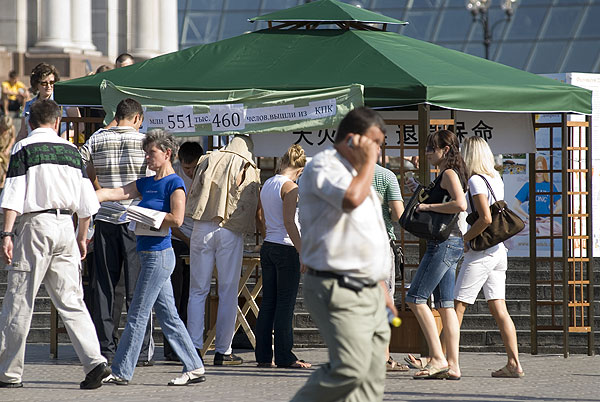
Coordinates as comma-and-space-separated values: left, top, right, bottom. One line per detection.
418, 104, 430, 260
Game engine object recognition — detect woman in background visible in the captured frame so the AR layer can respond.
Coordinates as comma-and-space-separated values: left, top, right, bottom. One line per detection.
17, 63, 81, 141
255, 144, 311, 369
455, 136, 524, 378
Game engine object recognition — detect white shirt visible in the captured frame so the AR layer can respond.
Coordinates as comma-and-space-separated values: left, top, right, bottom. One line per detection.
298, 147, 390, 283
467, 172, 505, 252
261, 174, 294, 246
0, 127, 99, 217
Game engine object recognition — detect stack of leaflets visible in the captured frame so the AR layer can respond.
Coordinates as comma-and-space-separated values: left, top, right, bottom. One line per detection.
110, 202, 168, 237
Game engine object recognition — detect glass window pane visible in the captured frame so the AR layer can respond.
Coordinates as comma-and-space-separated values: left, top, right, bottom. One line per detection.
401, 10, 437, 41
187, 0, 222, 11
225, 0, 260, 10
464, 41, 486, 59
373, 0, 411, 8
579, 5, 600, 38
434, 9, 473, 41
505, 6, 546, 40
219, 11, 256, 40
562, 41, 600, 73
542, 6, 582, 39
495, 41, 534, 70
261, 0, 301, 9
409, 0, 444, 9
528, 41, 569, 73
182, 14, 220, 45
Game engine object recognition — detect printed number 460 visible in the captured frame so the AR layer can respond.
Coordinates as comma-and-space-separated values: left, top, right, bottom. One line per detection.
212, 112, 241, 128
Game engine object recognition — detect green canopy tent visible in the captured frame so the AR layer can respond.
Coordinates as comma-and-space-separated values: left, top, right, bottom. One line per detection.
55, 0, 591, 114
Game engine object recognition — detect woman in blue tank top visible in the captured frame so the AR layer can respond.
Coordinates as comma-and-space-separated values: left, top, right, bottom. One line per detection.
96, 129, 205, 387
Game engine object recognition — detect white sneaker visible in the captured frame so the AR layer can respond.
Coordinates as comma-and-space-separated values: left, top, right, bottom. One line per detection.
102, 373, 129, 385
168, 368, 206, 386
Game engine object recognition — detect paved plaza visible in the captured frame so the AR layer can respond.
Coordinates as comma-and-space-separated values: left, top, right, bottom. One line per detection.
1, 344, 599, 401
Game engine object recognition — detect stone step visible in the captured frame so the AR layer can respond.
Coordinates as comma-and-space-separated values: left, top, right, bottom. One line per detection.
292, 328, 325, 348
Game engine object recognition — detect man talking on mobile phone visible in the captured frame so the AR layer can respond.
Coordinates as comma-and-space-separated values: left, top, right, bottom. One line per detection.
291, 107, 396, 402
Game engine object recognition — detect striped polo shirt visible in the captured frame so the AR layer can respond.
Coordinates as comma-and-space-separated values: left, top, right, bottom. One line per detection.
79, 126, 148, 223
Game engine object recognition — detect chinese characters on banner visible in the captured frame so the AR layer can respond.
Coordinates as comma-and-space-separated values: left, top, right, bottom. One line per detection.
251, 111, 535, 157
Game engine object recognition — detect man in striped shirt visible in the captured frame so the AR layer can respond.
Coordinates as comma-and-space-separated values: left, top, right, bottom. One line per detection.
79, 98, 153, 365
0, 99, 110, 389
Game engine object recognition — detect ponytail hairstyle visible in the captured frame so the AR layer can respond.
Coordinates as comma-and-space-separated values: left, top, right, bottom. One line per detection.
461, 136, 498, 179
427, 129, 468, 191
278, 144, 306, 173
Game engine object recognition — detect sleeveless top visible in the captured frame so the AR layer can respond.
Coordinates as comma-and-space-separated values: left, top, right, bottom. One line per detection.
424, 169, 462, 236
261, 174, 295, 246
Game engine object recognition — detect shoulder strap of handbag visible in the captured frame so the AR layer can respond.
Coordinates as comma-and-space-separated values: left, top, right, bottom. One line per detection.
475, 174, 498, 203
467, 174, 498, 211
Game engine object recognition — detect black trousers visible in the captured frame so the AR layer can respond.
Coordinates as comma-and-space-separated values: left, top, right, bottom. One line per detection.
163, 238, 191, 359
89, 221, 153, 361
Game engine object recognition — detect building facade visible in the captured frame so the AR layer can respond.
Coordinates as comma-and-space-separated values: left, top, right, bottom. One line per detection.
0, 0, 178, 82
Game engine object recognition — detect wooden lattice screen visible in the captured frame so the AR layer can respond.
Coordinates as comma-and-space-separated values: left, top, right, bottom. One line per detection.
530, 114, 594, 357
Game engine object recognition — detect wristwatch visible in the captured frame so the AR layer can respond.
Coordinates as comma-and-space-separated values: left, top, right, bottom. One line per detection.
0, 231, 15, 239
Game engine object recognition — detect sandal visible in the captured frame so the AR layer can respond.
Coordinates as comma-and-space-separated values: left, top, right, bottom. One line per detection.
404, 354, 428, 371
256, 362, 275, 368
278, 360, 312, 369
413, 364, 449, 380
386, 357, 409, 372
492, 365, 524, 378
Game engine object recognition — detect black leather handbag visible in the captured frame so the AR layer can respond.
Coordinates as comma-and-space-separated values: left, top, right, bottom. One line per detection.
466, 174, 525, 251
399, 176, 459, 241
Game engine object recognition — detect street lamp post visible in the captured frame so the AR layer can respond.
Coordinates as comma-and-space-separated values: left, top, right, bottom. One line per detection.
466, 0, 517, 60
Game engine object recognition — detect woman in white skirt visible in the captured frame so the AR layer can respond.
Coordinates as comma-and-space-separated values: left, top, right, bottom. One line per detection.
455, 136, 524, 378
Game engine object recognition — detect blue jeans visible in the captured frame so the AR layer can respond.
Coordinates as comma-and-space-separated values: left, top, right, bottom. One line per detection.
406, 236, 463, 309
255, 241, 300, 366
112, 248, 203, 380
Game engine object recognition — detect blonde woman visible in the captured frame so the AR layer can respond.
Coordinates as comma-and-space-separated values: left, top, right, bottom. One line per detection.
255, 144, 311, 369
455, 136, 524, 378
0, 116, 15, 188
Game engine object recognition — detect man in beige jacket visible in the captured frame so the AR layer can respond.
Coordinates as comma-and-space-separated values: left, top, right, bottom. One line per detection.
186, 135, 260, 365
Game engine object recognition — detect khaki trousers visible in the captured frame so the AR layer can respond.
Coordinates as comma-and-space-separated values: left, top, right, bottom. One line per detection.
0, 213, 105, 383
291, 273, 390, 402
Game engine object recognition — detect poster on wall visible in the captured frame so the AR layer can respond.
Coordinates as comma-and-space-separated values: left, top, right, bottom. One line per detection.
502, 149, 563, 257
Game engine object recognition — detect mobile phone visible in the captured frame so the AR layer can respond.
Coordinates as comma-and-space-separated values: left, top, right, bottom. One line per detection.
346, 136, 354, 148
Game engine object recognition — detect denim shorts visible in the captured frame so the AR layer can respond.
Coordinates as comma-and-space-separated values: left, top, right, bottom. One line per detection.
406, 236, 463, 309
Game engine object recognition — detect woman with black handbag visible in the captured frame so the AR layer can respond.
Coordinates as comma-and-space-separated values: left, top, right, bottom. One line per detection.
454, 136, 524, 378
405, 129, 467, 380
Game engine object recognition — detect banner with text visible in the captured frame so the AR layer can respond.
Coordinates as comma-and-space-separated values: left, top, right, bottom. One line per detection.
251, 110, 535, 157
99, 80, 364, 136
